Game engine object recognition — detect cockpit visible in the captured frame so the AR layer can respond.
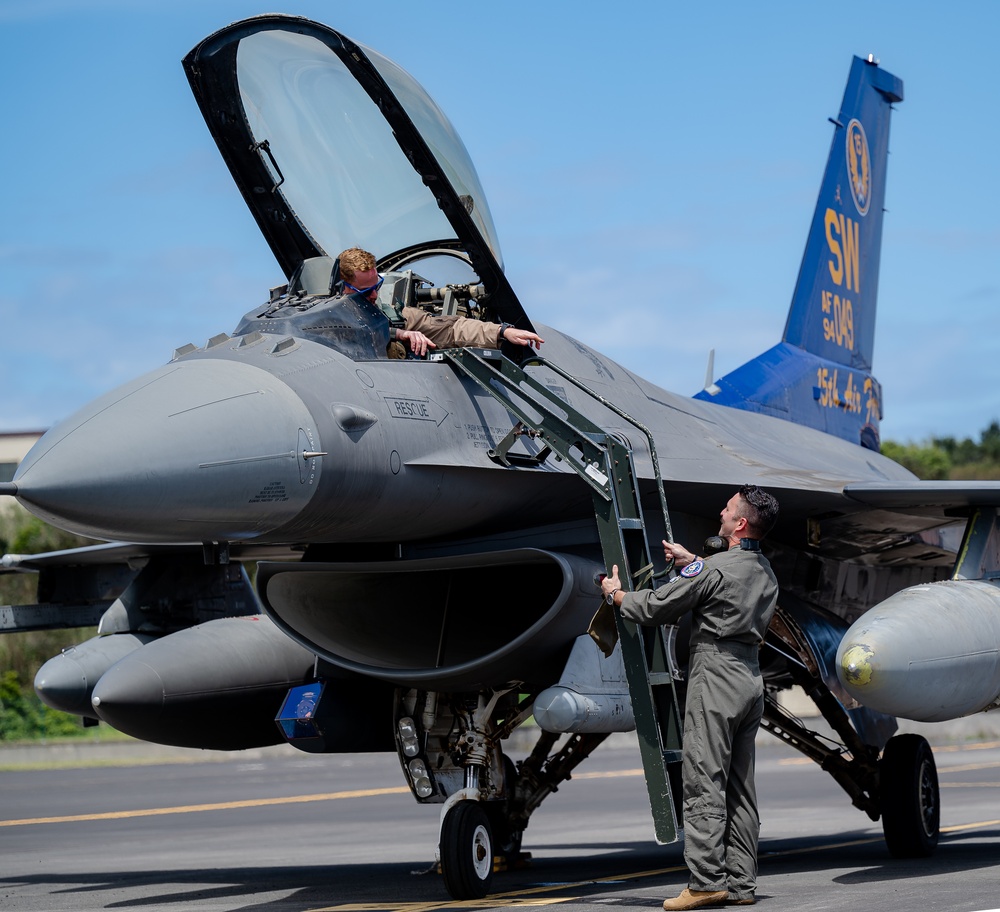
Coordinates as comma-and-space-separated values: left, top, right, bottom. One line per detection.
185, 16, 534, 354
232, 251, 504, 362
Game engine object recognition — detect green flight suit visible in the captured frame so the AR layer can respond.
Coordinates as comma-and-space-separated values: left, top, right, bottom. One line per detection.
619, 545, 778, 901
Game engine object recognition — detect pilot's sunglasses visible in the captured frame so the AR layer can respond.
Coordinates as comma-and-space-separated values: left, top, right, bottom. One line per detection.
345, 276, 384, 297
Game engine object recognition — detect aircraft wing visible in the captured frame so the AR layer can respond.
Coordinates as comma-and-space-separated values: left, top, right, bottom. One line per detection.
1, 540, 303, 633
0, 540, 303, 574
844, 480, 1000, 517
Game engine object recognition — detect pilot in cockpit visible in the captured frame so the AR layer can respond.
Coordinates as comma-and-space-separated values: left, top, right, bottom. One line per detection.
337, 248, 544, 358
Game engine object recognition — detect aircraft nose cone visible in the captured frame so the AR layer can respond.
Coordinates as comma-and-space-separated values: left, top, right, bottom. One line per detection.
13, 358, 321, 542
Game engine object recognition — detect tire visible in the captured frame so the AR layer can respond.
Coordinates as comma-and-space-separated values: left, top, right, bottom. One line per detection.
879, 733, 940, 857
440, 800, 494, 899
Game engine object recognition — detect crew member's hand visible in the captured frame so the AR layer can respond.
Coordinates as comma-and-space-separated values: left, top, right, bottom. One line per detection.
601, 565, 622, 599
502, 327, 544, 349
397, 329, 436, 357
663, 540, 697, 568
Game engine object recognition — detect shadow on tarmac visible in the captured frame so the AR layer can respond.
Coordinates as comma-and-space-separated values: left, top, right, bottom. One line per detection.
3, 828, 999, 911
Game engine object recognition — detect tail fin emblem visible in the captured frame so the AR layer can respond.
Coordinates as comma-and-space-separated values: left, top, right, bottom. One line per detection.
846, 119, 871, 216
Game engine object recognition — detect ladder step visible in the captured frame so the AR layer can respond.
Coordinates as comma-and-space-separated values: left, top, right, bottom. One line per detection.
648, 672, 678, 685
440, 348, 681, 844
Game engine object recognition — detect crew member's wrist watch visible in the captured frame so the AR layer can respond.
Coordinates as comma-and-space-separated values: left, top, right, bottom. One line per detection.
605, 587, 620, 606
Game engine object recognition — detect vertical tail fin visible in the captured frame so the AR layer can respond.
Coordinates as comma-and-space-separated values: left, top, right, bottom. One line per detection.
696, 56, 903, 450
784, 55, 903, 372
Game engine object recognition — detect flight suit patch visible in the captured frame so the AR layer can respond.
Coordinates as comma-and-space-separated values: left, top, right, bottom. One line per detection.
681, 559, 705, 578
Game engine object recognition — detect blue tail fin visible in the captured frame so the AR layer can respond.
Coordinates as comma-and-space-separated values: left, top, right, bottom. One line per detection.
695, 56, 903, 451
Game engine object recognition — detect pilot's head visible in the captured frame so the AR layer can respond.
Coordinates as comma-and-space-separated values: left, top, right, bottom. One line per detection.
719, 484, 779, 543
338, 247, 382, 303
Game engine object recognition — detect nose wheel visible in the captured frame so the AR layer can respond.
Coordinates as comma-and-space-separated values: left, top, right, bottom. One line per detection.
440, 800, 494, 899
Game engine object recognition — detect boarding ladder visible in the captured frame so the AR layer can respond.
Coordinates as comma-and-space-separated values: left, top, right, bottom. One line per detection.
437, 347, 685, 844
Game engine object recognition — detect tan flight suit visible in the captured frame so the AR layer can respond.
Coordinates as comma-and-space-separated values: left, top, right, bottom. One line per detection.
391, 306, 504, 352
620, 545, 778, 902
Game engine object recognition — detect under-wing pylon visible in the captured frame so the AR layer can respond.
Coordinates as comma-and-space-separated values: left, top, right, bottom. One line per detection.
5, 16, 1000, 900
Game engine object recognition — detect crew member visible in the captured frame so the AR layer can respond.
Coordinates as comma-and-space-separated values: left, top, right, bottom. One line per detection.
337, 247, 543, 356
601, 484, 780, 910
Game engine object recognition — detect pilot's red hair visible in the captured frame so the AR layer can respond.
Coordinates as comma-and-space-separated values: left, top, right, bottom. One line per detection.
338, 247, 376, 282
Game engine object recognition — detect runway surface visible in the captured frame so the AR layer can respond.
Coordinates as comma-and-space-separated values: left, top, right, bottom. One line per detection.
1, 733, 999, 912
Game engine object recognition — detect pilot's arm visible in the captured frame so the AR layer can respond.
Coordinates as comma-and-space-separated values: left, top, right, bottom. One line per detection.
396, 307, 543, 353
601, 543, 714, 625
619, 567, 718, 627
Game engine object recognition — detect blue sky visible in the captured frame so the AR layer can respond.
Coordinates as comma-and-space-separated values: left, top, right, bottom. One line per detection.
1, 1, 998, 443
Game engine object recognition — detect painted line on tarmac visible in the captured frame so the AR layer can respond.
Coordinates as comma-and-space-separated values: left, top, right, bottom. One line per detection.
934, 741, 1000, 753
567, 768, 643, 779
4, 761, 996, 832
0, 770, 647, 828
0, 785, 410, 827
941, 818, 1000, 834
780, 751, 1000, 771
939, 761, 1000, 773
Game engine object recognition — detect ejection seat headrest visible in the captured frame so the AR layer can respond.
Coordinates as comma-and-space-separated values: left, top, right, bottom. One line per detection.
290, 256, 338, 296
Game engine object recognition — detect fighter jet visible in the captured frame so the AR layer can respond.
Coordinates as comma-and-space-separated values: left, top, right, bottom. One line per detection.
3, 15, 1000, 901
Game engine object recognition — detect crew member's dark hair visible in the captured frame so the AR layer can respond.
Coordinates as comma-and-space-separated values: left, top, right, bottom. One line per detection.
738, 484, 779, 539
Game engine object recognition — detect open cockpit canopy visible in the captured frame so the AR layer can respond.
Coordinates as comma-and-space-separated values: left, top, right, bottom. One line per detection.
184, 14, 528, 326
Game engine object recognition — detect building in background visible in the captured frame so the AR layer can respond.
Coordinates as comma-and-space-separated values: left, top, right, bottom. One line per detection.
0, 431, 44, 485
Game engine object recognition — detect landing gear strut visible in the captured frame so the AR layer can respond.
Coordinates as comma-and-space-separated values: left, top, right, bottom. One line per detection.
396, 686, 610, 900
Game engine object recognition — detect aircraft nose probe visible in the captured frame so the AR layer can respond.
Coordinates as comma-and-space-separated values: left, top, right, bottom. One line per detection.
0, 482, 16, 496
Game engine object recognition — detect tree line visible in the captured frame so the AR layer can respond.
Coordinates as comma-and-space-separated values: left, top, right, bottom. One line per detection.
0, 508, 99, 740
881, 420, 1000, 481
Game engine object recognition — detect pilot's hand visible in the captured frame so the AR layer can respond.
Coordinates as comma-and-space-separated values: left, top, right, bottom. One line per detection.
663, 540, 697, 568
397, 329, 436, 357
501, 327, 544, 349
601, 565, 622, 598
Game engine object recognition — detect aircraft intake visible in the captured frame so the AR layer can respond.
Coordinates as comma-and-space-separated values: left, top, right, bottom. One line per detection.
256, 549, 604, 691
837, 579, 1000, 722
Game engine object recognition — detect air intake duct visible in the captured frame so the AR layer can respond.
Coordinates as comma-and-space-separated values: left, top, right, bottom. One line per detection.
256, 548, 603, 691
